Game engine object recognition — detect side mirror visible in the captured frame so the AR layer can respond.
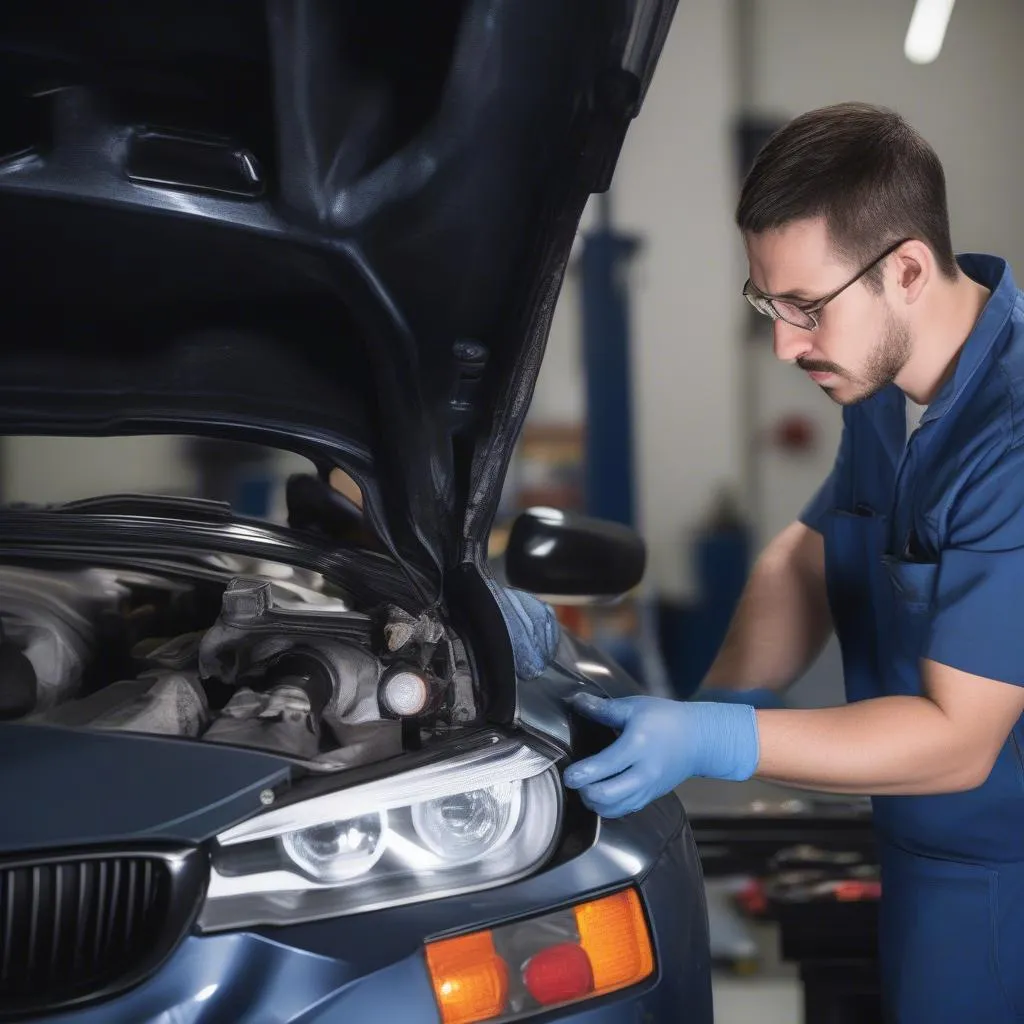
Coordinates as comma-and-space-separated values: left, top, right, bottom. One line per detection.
504, 507, 646, 600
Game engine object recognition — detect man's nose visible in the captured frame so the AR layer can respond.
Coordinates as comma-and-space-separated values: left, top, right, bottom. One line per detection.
773, 320, 814, 363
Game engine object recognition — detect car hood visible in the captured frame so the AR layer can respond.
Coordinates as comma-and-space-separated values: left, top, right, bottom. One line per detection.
0, 0, 676, 598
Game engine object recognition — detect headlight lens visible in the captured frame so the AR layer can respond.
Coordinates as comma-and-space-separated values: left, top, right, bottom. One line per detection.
412, 782, 520, 863
280, 814, 388, 882
199, 736, 562, 931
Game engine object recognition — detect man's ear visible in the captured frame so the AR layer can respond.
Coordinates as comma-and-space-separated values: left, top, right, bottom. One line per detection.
891, 240, 932, 305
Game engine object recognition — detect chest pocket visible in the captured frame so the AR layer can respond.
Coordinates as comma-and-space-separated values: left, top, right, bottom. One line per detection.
881, 555, 939, 694
824, 509, 940, 701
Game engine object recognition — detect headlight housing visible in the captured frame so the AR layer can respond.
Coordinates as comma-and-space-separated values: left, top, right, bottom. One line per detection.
199, 736, 562, 930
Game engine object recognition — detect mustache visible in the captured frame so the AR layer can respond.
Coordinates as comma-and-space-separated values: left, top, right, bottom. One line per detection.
797, 357, 844, 376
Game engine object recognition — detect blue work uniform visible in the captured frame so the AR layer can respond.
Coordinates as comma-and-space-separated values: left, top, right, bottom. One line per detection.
802, 254, 1024, 1022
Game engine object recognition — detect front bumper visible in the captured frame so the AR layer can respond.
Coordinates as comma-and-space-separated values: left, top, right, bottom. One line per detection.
43, 797, 712, 1023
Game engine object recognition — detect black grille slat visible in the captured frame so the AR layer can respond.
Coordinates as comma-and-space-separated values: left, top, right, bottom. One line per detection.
124, 860, 137, 949
26, 867, 40, 979
141, 860, 154, 917
49, 862, 65, 984
92, 859, 107, 970
72, 860, 90, 979
0, 849, 203, 1020
104, 860, 121, 962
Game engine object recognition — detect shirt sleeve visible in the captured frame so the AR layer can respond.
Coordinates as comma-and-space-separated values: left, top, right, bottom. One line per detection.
799, 418, 850, 534
926, 441, 1024, 685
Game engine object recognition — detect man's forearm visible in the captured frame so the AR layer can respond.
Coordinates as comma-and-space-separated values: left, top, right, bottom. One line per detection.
754, 698, 989, 794
703, 522, 832, 692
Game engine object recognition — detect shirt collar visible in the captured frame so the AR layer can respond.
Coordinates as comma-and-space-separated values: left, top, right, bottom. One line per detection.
921, 253, 1018, 424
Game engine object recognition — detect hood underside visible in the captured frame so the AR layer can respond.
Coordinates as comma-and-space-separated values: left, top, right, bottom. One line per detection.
0, 0, 677, 590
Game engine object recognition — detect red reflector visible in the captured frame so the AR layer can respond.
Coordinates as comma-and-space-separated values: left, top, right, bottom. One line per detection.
523, 942, 594, 1006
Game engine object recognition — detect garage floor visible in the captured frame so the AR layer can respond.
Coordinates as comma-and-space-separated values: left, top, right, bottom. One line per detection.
711, 923, 801, 1023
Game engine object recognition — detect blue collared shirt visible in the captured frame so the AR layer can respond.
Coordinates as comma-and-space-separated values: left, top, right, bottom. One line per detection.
804, 253, 1024, 686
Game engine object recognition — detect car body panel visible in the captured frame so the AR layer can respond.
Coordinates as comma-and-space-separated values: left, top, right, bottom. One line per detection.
0, 722, 291, 852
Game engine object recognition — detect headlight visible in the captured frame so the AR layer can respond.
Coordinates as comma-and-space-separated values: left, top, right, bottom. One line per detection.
199, 736, 562, 930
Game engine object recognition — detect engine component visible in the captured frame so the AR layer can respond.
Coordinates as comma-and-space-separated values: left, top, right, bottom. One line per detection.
314, 720, 404, 770
0, 563, 473, 770
35, 670, 209, 737
0, 623, 38, 721
203, 645, 336, 757
0, 567, 115, 710
262, 649, 334, 718
307, 641, 382, 728
133, 631, 205, 670
205, 686, 321, 759
0, 565, 199, 712
378, 666, 442, 719
199, 577, 373, 686
199, 577, 415, 731
383, 606, 445, 655
34, 680, 149, 728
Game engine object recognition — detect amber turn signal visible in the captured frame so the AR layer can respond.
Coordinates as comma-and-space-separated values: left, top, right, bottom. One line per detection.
425, 887, 655, 1023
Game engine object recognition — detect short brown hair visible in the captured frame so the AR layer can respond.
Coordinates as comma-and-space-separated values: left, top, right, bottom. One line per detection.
736, 103, 957, 286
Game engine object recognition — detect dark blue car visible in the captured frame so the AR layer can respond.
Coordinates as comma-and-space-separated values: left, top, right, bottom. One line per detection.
0, 1, 713, 1021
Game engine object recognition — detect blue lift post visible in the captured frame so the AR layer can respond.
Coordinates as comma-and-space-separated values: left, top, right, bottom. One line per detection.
578, 191, 670, 691
580, 191, 641, 527
579, 193, 749, 699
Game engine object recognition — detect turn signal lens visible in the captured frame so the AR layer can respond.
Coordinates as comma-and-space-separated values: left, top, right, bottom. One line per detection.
426, 931, 509, 1024
575, 889, 654, 994
424, 888, 655, 1022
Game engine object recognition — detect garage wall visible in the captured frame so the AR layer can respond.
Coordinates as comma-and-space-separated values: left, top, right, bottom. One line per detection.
2, 436, 198, 504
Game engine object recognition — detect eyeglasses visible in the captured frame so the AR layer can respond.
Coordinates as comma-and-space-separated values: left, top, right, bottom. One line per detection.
742, 238, 910, 332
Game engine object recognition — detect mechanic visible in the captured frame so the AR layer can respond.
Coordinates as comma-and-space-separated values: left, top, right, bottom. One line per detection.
563, 102, 1024, 1024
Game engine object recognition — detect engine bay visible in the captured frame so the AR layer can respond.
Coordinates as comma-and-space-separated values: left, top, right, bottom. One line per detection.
0, 561, 478, 772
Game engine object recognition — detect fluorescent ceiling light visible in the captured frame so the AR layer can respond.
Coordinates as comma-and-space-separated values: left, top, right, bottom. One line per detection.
904, 0, 956, 64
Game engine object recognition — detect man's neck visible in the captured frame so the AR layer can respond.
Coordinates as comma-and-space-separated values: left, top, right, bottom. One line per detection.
897, 271, 992, 406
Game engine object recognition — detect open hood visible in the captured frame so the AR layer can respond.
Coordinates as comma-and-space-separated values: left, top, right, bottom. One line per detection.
0, 0, 676, 596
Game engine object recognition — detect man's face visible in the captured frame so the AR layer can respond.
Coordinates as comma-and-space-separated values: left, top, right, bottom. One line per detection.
744, 218, 910, 405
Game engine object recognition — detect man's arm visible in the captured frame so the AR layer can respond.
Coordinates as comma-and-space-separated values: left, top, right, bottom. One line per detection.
703, 521, 832, 693
755, 660, 1024, 794
563, 660, 1024, 816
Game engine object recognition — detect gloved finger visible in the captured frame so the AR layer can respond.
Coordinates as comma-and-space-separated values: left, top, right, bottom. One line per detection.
578, 784, 643, 820
563, 732, 641, 789
579, 795, 631, 819
567, 693, 634, 730
577, 766, 647, 810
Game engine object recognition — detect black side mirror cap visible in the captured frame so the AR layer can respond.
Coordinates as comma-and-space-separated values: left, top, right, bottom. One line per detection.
504, 507, 646, 600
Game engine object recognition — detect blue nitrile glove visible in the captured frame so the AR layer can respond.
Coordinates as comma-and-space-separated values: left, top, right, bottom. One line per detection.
695, 687, 786, 710
563, 694, 760, 818
493, 587, 560, 680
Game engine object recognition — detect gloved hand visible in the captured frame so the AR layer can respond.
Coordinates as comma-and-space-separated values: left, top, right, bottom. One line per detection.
694, 686, 786, 710
493, 587, 560, 680
562, 694, 760, 818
